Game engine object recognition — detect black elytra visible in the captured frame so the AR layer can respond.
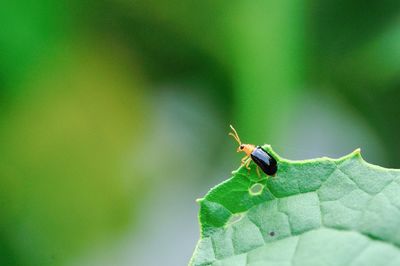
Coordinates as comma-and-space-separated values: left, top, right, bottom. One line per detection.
250, 146, 278, 175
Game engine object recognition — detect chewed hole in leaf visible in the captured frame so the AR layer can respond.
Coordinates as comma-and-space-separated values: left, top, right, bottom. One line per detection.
249, 183, 264, 195
226, 213, 244, 226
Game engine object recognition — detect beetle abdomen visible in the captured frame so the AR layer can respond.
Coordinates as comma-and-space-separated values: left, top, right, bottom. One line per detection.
250, 146, 277, 175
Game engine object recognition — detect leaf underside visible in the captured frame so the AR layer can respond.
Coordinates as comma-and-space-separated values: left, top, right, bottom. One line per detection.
190, 145, 400, 266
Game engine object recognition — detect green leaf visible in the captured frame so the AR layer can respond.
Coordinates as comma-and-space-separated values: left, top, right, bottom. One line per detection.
190, 145, 400, 266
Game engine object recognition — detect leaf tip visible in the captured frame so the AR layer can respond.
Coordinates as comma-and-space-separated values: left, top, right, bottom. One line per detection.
231, 169, 239, 175
352, 148, 362, 157
196, 198, 204, 204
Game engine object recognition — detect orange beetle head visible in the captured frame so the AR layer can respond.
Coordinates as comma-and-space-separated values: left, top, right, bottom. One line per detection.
229, 125, 255, 156
237, 144, 255, 156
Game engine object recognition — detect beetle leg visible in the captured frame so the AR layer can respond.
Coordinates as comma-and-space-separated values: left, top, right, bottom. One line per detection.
245, 158, 251, 170
256, 166, 261, 177
241, 155, 249, 166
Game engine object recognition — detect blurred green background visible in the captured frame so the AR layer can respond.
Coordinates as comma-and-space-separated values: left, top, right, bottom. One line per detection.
1, 1, 400, 265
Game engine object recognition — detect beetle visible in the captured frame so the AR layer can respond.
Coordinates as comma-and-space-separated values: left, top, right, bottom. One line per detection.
229, 125, 277, 177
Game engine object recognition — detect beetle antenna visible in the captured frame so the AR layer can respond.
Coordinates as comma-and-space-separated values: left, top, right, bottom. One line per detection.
229, 132, 240, 144
229, 125, 241, 145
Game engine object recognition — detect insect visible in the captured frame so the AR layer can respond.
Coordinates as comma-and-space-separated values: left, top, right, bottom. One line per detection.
229, 125, 277, 177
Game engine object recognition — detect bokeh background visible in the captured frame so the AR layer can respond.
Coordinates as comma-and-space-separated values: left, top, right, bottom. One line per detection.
2, 1, 400, 265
